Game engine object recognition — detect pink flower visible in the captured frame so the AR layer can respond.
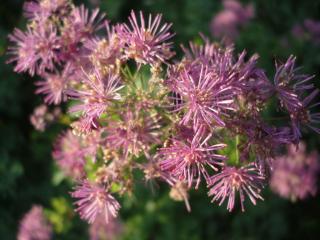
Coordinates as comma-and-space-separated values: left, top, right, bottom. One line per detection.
30, 104, 60, 131
52, 130, 86, 179
53, 129, 102, 178
89, 214, 122, 240
160, 129, 226, 189
304, 19, 320, 44
70, 5, 105, 38
17, 205, 52, 240
7, 25, 59, 76
210, 0, 254, 42
180, 38, 219, 65
273, 55, 314, 114
69, 68, 123, 129
106, 111, 161, 157
290, 89, 320, 139
85, 21, 123, 69
59, 5, 105, 62
117, 10, 175, 65
71, 180, 120, 224
169, 64, 236, 128
270, 143, 319, 201
23, 0, 71, 21
35, 64, 74, 105
208, 164, 265, 212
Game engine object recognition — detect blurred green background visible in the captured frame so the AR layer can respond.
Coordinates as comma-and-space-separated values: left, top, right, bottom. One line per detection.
1, 0, 320, 239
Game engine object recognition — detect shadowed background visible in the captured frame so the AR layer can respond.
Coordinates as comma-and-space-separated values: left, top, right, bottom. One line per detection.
0, 0, 320, 239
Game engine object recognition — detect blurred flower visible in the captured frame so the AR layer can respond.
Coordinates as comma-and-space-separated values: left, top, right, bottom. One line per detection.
304, 19, 320, 44
210, 0, 254, 42
169, 181, 191, 212
89, 214, 122, 240
208, 164, 264, 212
160, 129, 226, 189
71, 180, 120, 224
52, 130, 86, 179
292, 19, 320, 45
35, 64, 74, 105
117, 10, 175, 65
30, 104, 61, 131
270, 143, 319, 201
291, 24, 305, 39
53, 128, 101, 179
7, 25, 59, 76
23, 0, 71, 21
17, 205, 52, 240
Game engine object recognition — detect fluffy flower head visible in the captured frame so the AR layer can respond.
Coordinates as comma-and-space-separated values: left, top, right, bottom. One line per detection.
71, 180, 120, 224
117, 10, 175, 65
208, 164, 264, 212
160, 129, 226, 188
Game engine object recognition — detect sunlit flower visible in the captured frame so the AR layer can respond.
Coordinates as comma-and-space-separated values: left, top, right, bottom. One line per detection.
117, 10, 175, 65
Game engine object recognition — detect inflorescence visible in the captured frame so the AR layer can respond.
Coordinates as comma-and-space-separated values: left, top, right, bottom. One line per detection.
8, 0, 320, 227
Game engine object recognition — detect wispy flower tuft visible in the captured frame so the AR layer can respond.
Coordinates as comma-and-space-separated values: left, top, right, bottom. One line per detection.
71, 180, 120, 224
208, 164, 264, 212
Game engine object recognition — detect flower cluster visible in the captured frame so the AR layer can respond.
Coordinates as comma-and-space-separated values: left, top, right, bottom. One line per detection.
8, 0, 320, 229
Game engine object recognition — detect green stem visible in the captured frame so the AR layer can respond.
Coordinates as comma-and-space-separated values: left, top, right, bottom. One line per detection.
235, 135, 240, 165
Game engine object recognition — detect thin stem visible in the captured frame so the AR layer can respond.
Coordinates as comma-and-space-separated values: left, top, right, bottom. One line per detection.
235, 135, 240, 165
